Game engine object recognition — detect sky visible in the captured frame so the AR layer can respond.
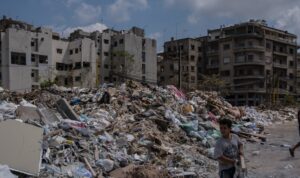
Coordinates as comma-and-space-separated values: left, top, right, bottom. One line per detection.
1, 0, 300, 52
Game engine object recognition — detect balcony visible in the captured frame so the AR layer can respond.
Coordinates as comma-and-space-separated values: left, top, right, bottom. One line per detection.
234, 58, 265, 66
229, 32, 264, 39
233, 74, 264, 80
273, 62, 287, 69
234, 45, 265, 52
207, 64, 219, 69
206, 50, 219, 56
273, 50, 288, 56
265, 34, 297, 45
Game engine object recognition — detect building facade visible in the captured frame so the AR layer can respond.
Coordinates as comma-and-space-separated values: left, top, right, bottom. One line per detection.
0, 17, 157, 92
159, 20, 299, 106
158, 38, 204, 91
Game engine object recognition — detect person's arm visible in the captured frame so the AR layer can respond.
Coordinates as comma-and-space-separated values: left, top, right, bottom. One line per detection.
218, 155, 236, 165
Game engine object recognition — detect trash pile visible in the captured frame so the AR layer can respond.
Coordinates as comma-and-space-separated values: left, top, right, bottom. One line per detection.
0, 82, 297, 177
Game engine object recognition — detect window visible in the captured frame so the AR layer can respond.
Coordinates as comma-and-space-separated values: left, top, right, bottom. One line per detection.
190, 55, 195, 61
266, 42, 271, 49
75, 76, 81, 82
142, 64, 146, 74
180, 45, 183, 50
289, 61, 294, 67
198, 56, 202, 62
167, 47, 171, 52
191, 76, 195, 83
191, 45, 195, 50
223, 44, 230, 50
160, 76, 165, 81
69, 49, 73, 55
31, 54, 36, 62
56, 48, 63, 54
248, 41, 253, 46
170, 64, 174, 71
142, 76, 146, 81
221, 70, 230, 76
114, 41, 117, 47
104, 52, 109, 56
104, 77, 109, 81
119, 39, 124, 44
142, 52, 146, 62
160, 66, 164, 72
11, 52, 26, 65
39, 55, 48, 64
31, 72, 34, 77
83, 62, 90, 68
186, 66, 189, 71
290, 48, 294, 55
223, 57, 230, 64
56, 63, 64, 71
104, 39, 109, 44
289, 73, 294, 79
191, 66, 195, 72
74, 62, 81, 69
198, 46, 202, 52
104, 64, 109, 69
75, 48, 79, 54
248, 54, 254, 60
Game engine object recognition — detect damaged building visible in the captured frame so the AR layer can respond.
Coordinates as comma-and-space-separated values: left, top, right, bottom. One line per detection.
0, 16, 157, 92
158, 19, 299, 106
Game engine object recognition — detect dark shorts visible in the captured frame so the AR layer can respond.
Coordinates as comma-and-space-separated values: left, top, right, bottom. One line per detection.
220, 167, 236, 178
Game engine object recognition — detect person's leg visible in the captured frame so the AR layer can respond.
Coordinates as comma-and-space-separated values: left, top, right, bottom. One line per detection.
289, 142, 300, 157
220, 167, 235, 178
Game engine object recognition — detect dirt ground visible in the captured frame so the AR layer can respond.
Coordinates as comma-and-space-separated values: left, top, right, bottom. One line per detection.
245, 121, 300, 178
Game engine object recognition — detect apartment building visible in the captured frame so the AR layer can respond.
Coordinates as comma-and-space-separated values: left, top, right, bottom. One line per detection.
97, 27, 157, 84
207, 20, 298, 106
159, 19, 298, 106
158, 38, 204, 91
0, 17, 157, 92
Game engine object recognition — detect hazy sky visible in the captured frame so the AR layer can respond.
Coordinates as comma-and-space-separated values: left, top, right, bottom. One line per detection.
1, 0, 300, 51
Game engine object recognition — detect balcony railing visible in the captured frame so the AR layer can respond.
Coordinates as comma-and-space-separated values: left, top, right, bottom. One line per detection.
234, 45, 265, 52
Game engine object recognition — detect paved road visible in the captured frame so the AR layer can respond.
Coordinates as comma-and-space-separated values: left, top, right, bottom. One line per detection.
245, 121, 300, 178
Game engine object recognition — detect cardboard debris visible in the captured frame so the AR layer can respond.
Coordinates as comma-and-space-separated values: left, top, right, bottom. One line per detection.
0, 120, 43, 176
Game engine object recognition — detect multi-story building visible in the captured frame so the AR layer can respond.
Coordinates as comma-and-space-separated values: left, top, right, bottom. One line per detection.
158, 37, 204, 91
206, 19, 298, 105
0, 17, 157, 92
159, 19, 299, 106
97, 27, 157, 84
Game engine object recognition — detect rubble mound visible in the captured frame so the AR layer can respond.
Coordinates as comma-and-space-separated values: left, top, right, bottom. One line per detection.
0, 82, 297, 177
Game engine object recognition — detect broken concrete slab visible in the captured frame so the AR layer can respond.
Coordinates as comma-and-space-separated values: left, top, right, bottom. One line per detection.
0, 120, 43, 176
37, 104, 60, 124
56, 98, 79, 121
16, 106, 41, 122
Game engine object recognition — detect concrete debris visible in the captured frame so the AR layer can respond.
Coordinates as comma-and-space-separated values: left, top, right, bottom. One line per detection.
0, 81, 297, 177
0, 119, 43, 176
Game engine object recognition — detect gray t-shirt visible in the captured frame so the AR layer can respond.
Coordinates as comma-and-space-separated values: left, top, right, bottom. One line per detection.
214, 134, 242, 172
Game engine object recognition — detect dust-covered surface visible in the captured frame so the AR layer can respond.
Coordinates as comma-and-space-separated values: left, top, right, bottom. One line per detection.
245, 121, 300, 178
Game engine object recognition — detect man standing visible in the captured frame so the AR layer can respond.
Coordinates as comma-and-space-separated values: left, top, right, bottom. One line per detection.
214, 118, 243, 178
289, 110, 300, 157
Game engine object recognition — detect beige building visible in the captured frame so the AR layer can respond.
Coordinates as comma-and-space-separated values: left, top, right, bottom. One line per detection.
159, 20, 299, 106
0, 17, 157, 92
158, 38, 204, 91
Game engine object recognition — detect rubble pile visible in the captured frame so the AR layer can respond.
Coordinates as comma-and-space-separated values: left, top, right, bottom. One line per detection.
0, 82, 297, 177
